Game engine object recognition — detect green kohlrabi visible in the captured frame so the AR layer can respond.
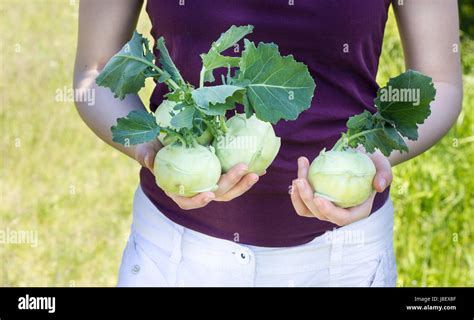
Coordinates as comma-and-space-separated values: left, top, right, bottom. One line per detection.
154, 100, 212, 146
96, 25, 316, 197
308, 70, 436, 208
308, 150, 376, 208
154, 144, 221, 197
213, 114, 281, 175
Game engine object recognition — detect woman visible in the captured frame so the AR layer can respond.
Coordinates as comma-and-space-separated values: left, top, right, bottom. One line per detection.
73, 0, 462, 286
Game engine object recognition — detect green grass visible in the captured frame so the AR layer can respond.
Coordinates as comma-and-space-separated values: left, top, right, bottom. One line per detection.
0, 1, 472, 286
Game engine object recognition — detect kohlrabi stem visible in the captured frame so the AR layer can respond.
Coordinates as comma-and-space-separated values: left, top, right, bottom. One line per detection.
199, 67, 206, 88
219, 115, 228, 133
332, 128, 383, 151
174, 134, 187, 147
114, 54, 180, 90
182, 130, 200, 148
332, 136, 348, 151
200, 119, 218, 138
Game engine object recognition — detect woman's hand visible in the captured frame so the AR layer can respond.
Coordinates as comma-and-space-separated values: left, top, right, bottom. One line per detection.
135, 141, 260, 210
164, 164, 261, 210
134, 139, 163, 172
290, 150, 392, 226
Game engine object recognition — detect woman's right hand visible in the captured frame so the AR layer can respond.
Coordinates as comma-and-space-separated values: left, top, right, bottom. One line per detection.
134, 139, 163, 173
165, 163, 261, 210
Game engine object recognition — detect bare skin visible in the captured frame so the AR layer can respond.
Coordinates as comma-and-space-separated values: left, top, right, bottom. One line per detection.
291, 0, 463, 225
73, 0, 259, 210
74, 1, 462, 217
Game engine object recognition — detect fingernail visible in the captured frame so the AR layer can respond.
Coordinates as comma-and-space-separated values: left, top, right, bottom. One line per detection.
379, 178, 386, 190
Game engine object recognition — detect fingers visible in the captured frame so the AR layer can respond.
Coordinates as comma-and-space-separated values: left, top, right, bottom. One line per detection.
290, 180, 313, 217
313, 192, 376, 226
292, 157, 328, 220
297, 157, 310, 179
294, 179, 328, 221
370, 151, 393, 192
166, 191, 215, 210
136, 148, 154, 172
168, 163, 261, 206
144, 152, 155, 171
135, 140, 162, 173
215, 173, 259, 202
214, 163, 249, 197
168, 170, 259, 208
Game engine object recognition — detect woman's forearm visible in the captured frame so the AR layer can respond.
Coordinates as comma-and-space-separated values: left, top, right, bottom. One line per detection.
390, 0, 463, 166
388, 80, 463, 166
73, 68, 146, 160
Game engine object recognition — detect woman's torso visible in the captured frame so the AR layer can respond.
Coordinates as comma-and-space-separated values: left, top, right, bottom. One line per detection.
141, 0, 391, 247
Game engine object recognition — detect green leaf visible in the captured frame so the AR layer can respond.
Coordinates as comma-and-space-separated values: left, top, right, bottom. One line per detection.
200, 52, 240, 83
211, 25, 254, 53
242, 94, 254, 118
200, 25, 253, 84
238, 40, 316, 124
338, 70, 435, 155
362, 127, 408, 156
347, 110, 374, 134
156, 37, 185, 85
202, 91, 244, 116
170, 105, 195, 129
165, 89, 186, 102
191, 85, 244, 109
111, 110, 160, 145
96, 31, 155, 100
375, 69, 436, 140
345, 111, 407, 156
157, 71, 171, 83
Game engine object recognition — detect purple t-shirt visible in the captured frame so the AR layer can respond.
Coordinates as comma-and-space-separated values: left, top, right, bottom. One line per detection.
141, 0, 391, 247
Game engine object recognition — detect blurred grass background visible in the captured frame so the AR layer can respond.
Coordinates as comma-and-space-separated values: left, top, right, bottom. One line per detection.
0, 1, 472, 286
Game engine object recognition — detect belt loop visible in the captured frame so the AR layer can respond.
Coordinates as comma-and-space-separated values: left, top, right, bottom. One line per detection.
170, 225, 184, 264
168, 225, 184, 286
329, 229, 344, 277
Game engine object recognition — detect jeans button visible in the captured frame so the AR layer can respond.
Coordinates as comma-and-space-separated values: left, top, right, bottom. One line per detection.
131, 264, 141, 274
235, 250, 250, 265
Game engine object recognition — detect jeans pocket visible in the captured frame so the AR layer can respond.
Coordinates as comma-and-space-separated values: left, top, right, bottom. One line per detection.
369, 248, 397, 287
117, 234, 171, 287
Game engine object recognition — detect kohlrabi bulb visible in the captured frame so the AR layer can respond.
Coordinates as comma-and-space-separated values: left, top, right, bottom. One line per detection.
154, 100, 212, 146
308, 149, 376, 208
213, 114, 281, 175
154, 144, 221, 197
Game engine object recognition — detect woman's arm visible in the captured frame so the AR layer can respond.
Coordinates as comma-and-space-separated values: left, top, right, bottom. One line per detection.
73, 0, 160, 166
390, 0, 463, 166
73, 0, 260, 209
290, 0, 463, 225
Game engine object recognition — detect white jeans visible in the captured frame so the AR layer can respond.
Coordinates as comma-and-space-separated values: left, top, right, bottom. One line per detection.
117, 186, 397, 287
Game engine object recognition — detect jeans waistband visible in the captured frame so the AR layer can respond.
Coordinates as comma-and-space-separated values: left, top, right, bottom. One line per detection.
131, 185, 394, 274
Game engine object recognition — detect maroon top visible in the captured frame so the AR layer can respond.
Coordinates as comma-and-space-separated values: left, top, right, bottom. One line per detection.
141, 0, 391, 247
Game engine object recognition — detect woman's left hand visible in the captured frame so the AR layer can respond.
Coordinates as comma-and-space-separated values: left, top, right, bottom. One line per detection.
290, 150, 392, 226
